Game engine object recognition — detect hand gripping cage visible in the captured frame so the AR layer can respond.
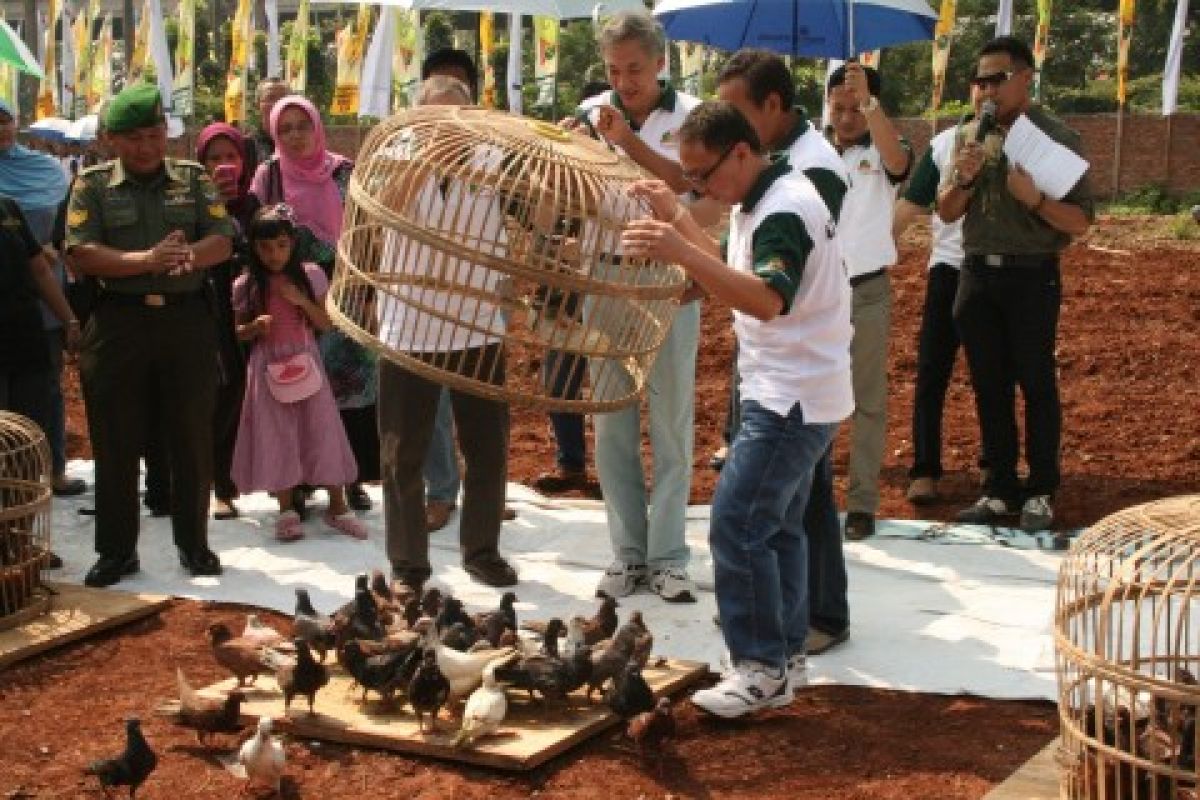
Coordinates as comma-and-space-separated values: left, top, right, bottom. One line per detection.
1055, 495, 1200, 798
328, 106, 688, 412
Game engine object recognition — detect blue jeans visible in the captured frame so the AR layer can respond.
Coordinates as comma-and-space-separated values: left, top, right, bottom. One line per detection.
423, 389, 460, 503
544, 348, 587, 471
711, 399, 837, 671
804, 445, 849, 637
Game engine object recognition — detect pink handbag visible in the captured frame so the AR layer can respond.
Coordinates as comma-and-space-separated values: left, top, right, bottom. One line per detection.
265, 352, 323, 403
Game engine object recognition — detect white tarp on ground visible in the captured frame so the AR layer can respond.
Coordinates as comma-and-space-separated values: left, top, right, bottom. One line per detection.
47, 461, 1063, 701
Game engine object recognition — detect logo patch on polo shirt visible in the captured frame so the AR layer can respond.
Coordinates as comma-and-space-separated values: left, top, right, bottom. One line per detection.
660, 129, 679, 148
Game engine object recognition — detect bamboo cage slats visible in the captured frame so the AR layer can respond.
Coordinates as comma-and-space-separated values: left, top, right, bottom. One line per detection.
0, 412, 53, 628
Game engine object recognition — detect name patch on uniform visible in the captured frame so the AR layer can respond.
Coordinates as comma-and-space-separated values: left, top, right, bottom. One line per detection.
208, 203, 228, 218
67, 208, 88, 226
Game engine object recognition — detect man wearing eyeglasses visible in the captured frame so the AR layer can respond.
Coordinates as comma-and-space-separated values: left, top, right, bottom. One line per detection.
938, 36, 1093, 533
826, 62, 912, 543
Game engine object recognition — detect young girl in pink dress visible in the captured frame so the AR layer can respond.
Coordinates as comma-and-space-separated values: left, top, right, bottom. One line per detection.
231, 205, 368, 542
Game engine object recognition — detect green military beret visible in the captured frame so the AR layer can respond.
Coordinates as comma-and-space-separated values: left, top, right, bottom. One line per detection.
105, 83, 165, 134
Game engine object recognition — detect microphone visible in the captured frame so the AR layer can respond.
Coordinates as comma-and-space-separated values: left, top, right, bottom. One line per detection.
974, 100, 997, 144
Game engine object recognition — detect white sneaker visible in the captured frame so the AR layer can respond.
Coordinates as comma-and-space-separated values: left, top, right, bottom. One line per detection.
650, 566, 697, 603
691, 661, 791, 718
1020, 495, 1054, 532
787, 654, 808, 695
595, 562, 647, 598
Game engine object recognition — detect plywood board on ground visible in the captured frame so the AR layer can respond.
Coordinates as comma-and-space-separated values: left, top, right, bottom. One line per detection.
0, 582, 170, 669
176, 657, 706, 771
984, 736, 1060, 800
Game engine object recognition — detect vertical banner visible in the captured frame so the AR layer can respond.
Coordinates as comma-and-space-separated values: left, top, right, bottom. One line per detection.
330, 6, 370, 116
479, 12, 496, 109
532, 16, 557, 110
0, 14, 14, 110
507, 14, 523, 114
130, 0, 151, 83
1116, 0, 1135, 106
35, 0, 58, 119
71, 8, 88, 117
995, 0, 1013, 36
1162, 0, 1189, 115
173, 0, 195, 115
1032, 0, 1052, 100
679, 42, 704, 97
147, 0, 174, 110
359, 5, 395, 119
392, 9, 422, 111
265, 0, 281, 79
225, 0, 252, 122
930, 0, 955, 114
286, 0, 309, 93
90, 14, 113, 108
61, 10, 75, 119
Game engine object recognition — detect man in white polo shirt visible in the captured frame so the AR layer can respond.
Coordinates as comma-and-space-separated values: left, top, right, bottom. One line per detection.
567, 10, 710, 603
622, 101, 852, 717
827, 62, 912, 542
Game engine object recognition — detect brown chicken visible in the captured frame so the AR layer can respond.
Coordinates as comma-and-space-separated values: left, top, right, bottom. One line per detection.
175, 668, 245, 746
628, 697, 675, 772
206, 623, 275, 687
524, 596, 619, 646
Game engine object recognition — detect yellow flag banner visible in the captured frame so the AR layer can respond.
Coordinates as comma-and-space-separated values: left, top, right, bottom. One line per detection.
90, 14, 113, 110
1116, 0, 1135, 106
35, 0, 59, 119
286, 0, 309, 93
1032, 0, 1052, 99
533, 16, 557, 108
173, 0, 195, 115
331, 18, 365, 116
479, 12, 496, 109
71, 9, 88, 118
930, 0, 955, 113
225, 0, 252, 122
129, 0, 150, 82
392, 9, 422, 111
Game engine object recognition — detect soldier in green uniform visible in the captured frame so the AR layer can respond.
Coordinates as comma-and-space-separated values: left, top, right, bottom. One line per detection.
66, 84, 235, 588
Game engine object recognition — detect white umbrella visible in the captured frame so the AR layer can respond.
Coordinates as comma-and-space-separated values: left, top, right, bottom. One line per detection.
323, 0, 643, 19
26, 117, 74, 141
67, 114, 99, 142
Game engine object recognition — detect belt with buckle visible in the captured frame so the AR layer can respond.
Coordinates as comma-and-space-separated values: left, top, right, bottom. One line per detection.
102, 290, 205, 308
849, 268, 887, 288
971, 254, 1059, 269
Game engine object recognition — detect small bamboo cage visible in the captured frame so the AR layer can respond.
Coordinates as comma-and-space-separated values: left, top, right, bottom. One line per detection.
1056, 495, 1200, 798
329, 106, 688, 412
0, 412, 53, 628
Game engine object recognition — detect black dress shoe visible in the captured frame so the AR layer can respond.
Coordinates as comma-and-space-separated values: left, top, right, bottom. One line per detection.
52, 477, 87, 497
84, 555, 140, 588
464, 554, 518, 587
844, 511, 876, 541
347, 483, 373, 511
178, 548, 223, 577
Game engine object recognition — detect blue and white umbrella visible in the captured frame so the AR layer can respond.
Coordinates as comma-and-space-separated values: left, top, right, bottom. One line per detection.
653, 0, 938, 59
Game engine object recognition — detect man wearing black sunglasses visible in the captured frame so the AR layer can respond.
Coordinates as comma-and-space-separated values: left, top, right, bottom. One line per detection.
937, 36, 1094, 534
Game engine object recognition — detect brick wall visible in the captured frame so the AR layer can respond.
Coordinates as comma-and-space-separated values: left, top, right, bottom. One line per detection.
171, 113, 1199, 200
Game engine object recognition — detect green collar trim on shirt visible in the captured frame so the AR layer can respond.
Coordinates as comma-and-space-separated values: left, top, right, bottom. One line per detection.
741, 158, 793, 213
611, 81, 678, 127
107, 158, 184, 188
772, 107, 812, 155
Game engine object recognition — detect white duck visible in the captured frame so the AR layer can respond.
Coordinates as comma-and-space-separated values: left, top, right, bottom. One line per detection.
236, 715, 286, 794
453, 656, 512, 749
421, 624, 515, 702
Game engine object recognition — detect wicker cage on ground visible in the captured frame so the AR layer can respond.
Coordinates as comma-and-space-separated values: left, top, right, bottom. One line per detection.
0, 411, 52, 627
1055, 495, 1200, 798
329, 106, 688, 412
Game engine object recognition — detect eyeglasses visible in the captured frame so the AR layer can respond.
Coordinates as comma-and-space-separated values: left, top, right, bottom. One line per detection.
682, 145, 735, 190
276, 120, 314, 137
970, 69, 1020, 89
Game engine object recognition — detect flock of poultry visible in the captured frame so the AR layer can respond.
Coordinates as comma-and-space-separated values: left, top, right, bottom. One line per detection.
84, 570, 678, 797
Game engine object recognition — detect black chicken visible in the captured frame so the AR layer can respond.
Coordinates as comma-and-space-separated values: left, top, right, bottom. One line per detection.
83, 717, 157, 799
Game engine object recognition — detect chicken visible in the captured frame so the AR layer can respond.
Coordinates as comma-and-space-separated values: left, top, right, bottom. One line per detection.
628, 697, 675, 769
453, 656, 512, 749
369, 569, 398, 612
275, 638, 329, 715
586, 617, 650, 699
473, 591, 518, 636
420, 587, 443, 618
419, 624, 516, 702
83, 717, 157, 799
293, 589, 337, 663
206, 622, 275, 687
441, 621, 477, 652
175, 668, 245, 745
523, 596, 617, 644
401, 597, 423, 630
242, 614, 287, 649
346, 588, 386, 642
340, 639, 410, 705
563, 616, 588, 656
236, 715, 286, 795
494, 618, 571, 703
436, 596, 475, 637
606, 660, 655, 719
407, 649, 451, 734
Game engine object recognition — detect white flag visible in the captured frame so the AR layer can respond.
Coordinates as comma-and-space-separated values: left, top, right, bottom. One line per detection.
1162, 0, 1189, 116
147, 0, 174, 109
507, 14, 523, 115
359, 6, 395, 119
995, 0, 1013, 36
265, 0, 281, 78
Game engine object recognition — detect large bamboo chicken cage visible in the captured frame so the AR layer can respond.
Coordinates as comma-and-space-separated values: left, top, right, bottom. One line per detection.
0, 412, 53, 627
1056, 495, 1200, 798
328, 106, 688, 412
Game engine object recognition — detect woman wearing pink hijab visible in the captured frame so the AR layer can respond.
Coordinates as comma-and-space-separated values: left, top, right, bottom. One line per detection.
250, 95, 378, 516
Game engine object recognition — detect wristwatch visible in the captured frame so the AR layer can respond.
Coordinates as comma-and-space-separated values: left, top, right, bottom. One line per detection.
858, 96, 879, 114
